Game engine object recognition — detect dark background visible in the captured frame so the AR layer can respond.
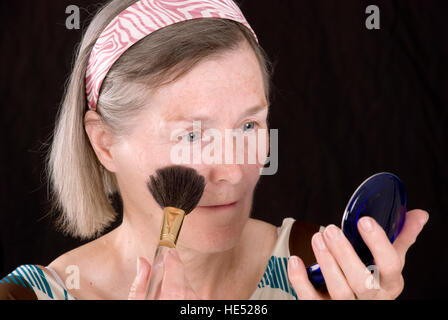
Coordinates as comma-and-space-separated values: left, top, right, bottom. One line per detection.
0, 0, 446, 299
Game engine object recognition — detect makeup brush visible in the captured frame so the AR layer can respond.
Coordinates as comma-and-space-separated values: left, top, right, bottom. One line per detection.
145, 165, 205, 299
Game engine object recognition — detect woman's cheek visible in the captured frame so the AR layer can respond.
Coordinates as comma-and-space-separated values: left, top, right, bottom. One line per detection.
248, 164, 263, 186
133, 138, 173, 170
111, 139, 161, 185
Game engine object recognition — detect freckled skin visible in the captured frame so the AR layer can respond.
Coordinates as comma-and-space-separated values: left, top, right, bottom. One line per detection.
49, 41, 276, 300
108, 40, 270, 253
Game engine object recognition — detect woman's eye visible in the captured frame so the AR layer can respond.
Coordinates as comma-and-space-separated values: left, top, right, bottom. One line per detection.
242, 121, 257, 132
183, 131, 201, 142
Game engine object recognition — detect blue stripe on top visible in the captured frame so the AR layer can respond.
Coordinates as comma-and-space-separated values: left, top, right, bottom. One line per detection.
12, 273, 28, 288
13, 268, 33, 289
1, 264, 56, 299
24, 264, 43, 292
33, 265, 54, 299
0, 264, 76, 300
256, 256, 298, 299
29, 265, 47, 295
9, 275, 19, 285
19, 265, 38, 288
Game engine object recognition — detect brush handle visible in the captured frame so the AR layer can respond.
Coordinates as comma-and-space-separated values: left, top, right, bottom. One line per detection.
146, 245, 171, 300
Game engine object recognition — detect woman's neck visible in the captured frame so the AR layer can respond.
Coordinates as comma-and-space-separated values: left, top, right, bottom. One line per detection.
110, 210, 252, 299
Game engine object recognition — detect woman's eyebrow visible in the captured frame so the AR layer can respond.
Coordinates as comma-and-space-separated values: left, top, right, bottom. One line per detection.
240, 103, 269, 118
165, 103, 269, 123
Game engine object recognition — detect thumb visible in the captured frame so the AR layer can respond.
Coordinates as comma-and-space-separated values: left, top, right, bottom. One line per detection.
128, 257, 151, 300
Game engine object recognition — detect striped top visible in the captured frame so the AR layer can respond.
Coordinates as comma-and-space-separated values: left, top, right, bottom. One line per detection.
249, 217, 298, 300
0, 264, 74, 300
0, 218, 299, 300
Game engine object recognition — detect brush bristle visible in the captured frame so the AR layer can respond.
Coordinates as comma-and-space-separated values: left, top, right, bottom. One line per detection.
147, 165, 205, 214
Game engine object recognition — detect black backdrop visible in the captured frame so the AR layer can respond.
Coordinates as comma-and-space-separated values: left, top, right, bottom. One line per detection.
0, 0, 446, 299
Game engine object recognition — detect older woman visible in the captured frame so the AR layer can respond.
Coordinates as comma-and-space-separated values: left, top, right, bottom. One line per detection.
0, 0, 428, 300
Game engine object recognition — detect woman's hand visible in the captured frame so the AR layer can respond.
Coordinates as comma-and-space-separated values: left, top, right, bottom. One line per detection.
287, 209, 429, 300
128, 248, 198, 300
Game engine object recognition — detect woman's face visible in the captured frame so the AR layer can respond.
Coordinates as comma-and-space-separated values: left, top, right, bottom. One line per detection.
109, 41, 269, 253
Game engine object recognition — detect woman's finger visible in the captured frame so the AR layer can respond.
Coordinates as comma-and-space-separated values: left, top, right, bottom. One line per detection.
128, 257, 151, 300
357, 216, 404, 295
287, 255, 323, 300
392, 209, 429, 267
311, 230, 355, 300
317, 225, 376, 299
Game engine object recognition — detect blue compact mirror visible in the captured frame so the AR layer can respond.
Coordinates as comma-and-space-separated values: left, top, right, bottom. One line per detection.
306, 172, 407, 288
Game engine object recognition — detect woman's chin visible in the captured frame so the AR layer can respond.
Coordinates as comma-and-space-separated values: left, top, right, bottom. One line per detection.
178, 223, 245, 253
177, 201, 251, 253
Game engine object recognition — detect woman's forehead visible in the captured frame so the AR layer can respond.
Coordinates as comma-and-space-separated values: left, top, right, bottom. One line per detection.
151, 47, 266, 119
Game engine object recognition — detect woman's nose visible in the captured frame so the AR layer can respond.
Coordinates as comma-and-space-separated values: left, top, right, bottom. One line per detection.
208, 163, 243, 185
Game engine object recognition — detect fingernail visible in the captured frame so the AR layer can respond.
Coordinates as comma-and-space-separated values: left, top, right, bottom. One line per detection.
136, 257, 142, 276
289, 256, 299, 269
325, 225, 340, 240
313, 232, 326, 250
360, 217, 373, 232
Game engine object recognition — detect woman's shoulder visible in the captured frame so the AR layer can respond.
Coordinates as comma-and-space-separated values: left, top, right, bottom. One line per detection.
47, 231, 121, 299
46, 244, 97, 299
48, 228, 117, 274
47, 239, 96, 281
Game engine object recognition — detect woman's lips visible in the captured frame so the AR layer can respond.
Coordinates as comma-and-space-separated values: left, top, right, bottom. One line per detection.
197, 201, 238, 210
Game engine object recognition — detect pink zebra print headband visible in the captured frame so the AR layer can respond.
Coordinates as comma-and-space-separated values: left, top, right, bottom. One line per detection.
85, 0, 258, 111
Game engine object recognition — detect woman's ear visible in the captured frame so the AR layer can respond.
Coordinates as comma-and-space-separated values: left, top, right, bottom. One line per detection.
84, 110, 117, 172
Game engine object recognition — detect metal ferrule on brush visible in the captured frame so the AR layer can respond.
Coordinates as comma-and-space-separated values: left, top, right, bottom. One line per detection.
158, 206, 186, 248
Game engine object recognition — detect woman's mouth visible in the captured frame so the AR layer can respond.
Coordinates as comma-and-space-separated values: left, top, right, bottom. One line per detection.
197, 201, 238, 211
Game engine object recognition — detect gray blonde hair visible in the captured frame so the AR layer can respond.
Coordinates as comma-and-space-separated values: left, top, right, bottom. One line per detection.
45, 0, 273, 240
